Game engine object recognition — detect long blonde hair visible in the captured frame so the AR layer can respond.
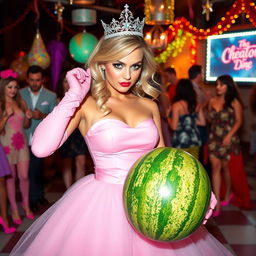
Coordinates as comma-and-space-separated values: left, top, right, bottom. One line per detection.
87, 35, 160, 114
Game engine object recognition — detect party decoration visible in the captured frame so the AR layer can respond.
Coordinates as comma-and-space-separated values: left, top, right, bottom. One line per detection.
202, 0, 213, 21
144, 0, 175, 25
28, 30, 50, 69
69, 32, 98, 64
123, 147, 211, 242
155, 29, 188, 63
144, 25, 168, 49
0, 69, 17, 79
10, 55, 29, 81
71, 9, 96, 26
54, 1, 65, 22
47, 40, 68, 91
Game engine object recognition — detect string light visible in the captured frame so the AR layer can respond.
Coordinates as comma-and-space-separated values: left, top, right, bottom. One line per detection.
155, 29, 188, 63
144, 0, 175, 25
166, 0, 256, 40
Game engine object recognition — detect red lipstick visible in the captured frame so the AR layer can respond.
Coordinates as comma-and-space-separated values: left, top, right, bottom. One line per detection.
119, 82, 131, 87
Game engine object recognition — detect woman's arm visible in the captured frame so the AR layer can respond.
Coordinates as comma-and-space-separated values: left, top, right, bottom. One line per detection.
20, 100, 31, 129
151, 100, 165, 148
31, 68, 91, 157
207, 98, 214, 123
0, 107, 13, 132
169, 102, 179, 131
196, 105, 206, 126
223, 99, 242, 146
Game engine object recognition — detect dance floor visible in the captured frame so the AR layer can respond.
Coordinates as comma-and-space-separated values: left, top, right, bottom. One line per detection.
0, 149, 256, 255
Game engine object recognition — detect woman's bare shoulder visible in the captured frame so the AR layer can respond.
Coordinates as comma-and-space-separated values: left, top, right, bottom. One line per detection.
208, 96, 218, 105
81, 94, 96, 109
80, 94, 104, 120
138, 97, 158, 109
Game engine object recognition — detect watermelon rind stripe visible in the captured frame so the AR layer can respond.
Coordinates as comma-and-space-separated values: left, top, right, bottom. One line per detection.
155, 148, 182, 240
135, 149, 166, 235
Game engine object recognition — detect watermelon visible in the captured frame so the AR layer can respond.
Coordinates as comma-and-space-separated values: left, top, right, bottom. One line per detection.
123, 147, 211, 242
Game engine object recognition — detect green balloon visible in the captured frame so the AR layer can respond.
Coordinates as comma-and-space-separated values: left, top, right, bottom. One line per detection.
69, 32, 98, 64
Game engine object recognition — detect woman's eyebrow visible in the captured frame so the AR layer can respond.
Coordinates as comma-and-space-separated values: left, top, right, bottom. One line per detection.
113, 60, 143, 65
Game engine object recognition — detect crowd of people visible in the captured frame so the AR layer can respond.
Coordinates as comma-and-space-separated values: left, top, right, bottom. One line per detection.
163, 65, 252, 214
0, 4, 253, 256
0, 65, 89, 234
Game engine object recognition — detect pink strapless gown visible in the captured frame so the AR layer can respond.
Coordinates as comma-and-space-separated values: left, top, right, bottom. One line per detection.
10, 119, 233, 256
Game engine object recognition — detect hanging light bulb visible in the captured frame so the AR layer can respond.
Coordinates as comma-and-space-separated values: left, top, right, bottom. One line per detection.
144, 25, 168, 49
144, 0, 175, 25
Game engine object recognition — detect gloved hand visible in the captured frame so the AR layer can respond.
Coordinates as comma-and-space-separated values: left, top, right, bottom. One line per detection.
203, 192, 217, 225
66, 67, 91, 102
32, 68, 91, 157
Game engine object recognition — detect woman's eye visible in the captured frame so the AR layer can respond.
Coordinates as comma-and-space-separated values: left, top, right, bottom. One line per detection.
113, 63, 123, 69
132, 64, 142, 70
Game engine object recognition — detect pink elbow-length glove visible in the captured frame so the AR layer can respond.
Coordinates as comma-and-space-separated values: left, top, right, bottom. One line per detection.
203, 192, 217, 225
32, 68, 91, 157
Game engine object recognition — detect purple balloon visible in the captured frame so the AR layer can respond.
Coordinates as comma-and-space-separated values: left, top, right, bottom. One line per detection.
47, 40, 68, 91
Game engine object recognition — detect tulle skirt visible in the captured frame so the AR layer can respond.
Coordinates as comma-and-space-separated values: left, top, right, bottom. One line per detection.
11, 174, 233, 256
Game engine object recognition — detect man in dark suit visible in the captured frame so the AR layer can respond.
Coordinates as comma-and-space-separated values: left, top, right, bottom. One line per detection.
20, 65, 57, 212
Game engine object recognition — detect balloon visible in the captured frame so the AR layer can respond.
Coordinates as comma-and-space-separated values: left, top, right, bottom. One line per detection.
28, 30, 50, 69
47, 40, 68, 91
123, 147, 211, 242
10, 56, 29, 81
69, 32, 98, 64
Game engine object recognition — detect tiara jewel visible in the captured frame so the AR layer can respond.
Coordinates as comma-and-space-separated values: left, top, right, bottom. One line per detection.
101, 4, 145, 39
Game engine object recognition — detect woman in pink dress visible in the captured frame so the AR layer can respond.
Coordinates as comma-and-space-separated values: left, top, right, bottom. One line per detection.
0, 75, 34, 225
11, 5, 232, 256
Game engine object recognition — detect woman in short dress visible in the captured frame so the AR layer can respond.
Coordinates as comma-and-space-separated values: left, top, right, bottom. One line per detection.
0, 76, 34, 224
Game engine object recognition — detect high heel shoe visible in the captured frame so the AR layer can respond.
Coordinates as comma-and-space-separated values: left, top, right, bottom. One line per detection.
220, 193, 234, 207
11, 212, 22, 225
21, 204, 35, 220
0, 217, 16, 234
212, 210, 220, 217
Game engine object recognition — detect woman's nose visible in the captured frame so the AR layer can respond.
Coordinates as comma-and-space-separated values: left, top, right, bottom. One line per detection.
123, 68, 131, 80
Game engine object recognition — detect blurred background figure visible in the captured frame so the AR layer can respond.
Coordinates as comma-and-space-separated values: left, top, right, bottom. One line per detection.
0, 75, 34, 225
188, 65, 206, 107
57, 73, 89, 189
20, 65, 57, 212
163, 67, 178, 104
208, 75, 252, 216
168, 79, 205, 159
249, 86, 256, 163
188, 64, 212, 174
0, 142, 16, 234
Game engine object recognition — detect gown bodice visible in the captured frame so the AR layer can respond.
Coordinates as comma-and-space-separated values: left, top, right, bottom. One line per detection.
85, 118, 159, 184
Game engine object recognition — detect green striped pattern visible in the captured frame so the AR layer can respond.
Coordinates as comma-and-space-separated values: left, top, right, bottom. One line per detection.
123, 147, 211, 242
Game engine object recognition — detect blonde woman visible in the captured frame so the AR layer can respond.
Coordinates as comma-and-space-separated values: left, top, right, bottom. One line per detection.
11, 5, 231, 256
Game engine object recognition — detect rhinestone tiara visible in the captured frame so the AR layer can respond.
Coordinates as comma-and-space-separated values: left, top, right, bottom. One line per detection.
101, 4, 145, 39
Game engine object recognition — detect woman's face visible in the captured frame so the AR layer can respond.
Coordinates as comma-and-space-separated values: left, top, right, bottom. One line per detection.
5, 80, 18, 99
216, 80, 227, 96
102, 48, 143, 94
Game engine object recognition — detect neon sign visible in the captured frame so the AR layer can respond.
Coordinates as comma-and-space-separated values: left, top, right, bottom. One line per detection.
206, 30, 256, 83
221, 40, 256, 71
